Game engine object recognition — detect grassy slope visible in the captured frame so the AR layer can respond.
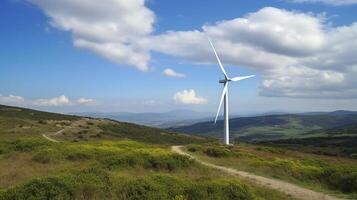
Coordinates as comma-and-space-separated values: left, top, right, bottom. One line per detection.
169, 114, 357, 141
0, 139, 295, 200
0, 104, 212, 145
257, 123, 357, 159
259, 136, 357, 159
0, 104, 294, 200
184, 144, 357, 199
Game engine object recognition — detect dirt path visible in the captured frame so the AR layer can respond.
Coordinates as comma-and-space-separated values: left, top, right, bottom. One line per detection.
42, 129, 65, 143
40, 118, 90, 143
172, 146, 345, 200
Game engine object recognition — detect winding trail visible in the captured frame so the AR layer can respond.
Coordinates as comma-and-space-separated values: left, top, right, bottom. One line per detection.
172, 146, 345, 200
42, 129, 66, 143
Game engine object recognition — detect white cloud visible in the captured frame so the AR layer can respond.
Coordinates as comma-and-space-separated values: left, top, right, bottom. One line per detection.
34, 95, 71, 106
287, 0, 357, 5
162, 68, 186, 78
29, 0, 155, 71
26, 2, 357, 99
173, 89, 208, 105
0, 94, 25, 104
0, 94, 97, 107
76, 98, 95, 105
147, 7, 357, 99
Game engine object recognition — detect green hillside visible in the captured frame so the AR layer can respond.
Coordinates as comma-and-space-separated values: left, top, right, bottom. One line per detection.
259, 123, 357, 158
0, 104, 211, 145
183, 143, 357, 199
169, 113, 357, 141
0, 104, 295, 200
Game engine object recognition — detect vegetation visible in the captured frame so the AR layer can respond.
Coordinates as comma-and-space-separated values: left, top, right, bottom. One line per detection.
99, 122, 211, 145
2, 104, 356, 199
260, 136, 357, 158
185, 144, 357, 199
0, 104, 212, 145
169, 113, 357, 141
0, 138, 296, 200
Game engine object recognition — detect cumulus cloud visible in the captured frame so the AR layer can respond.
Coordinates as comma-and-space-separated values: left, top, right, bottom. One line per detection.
29, 0, 155, 71
28, 2, 357, 99
147, 7, 357, 99
76, 98, 96, 105
173, 89, 208, 105
0, 94, 25, 104
287, 0, 357, 5
0, 94, 96, 107
34, 95, 71, 106
162, 68, 186, 78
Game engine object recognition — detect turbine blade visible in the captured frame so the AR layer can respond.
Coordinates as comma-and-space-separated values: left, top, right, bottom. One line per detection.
208, 38, 228, 79
215, 84, 228, 123
230, 75, 255, 82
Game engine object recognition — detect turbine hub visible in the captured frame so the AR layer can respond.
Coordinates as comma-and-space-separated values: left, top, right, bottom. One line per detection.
219, 79, 230, 83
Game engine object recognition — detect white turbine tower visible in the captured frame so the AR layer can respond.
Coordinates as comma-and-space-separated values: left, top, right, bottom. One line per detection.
209, 39, 255, 145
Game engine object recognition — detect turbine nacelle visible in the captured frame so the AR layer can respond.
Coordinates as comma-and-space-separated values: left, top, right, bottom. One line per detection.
219, 79, 229, 84
219, 75, 256, 84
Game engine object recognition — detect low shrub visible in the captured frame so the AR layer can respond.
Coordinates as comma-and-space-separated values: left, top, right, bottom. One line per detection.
2, 177, 73, 200
323, 167, 357, 193
148, 154, 193, 171
32, 149, 62, 164
101, 152, 150, 169
0, 143, 12, 155
38, 120, 47, 125
0, 168, 111, 200
204, 147, 231, 157
113, 175, 255, 200
64, 148, 92, 161
114, 176, 175, 199
100, 152, 192, 171
246, 155, 357, 194
255, 146, 286, 154
10, 139, 50, 152
186, 179, 255, 200
68, 168, 111, 199
186, 144, 202, 152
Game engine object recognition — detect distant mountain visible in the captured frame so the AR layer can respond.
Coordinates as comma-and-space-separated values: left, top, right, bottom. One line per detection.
71, 109, 214, 128
168, 111, 357, 142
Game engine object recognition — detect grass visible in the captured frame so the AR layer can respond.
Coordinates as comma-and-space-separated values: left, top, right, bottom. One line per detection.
0, 104, 351, 199
260, 136, 357, 158
0, 104, 213, 145
0, 138, 294, 200
170, 113, 357, 141
184, 143, 357, 199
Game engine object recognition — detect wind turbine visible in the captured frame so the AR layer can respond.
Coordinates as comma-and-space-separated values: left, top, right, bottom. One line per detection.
208, 39, 255, 145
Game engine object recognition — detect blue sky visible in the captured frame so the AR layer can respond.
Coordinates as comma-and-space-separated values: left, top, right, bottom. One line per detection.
1, 0, 357, 114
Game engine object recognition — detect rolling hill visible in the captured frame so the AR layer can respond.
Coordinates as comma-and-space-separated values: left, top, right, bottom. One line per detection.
0, 104, 297, 200
0, 104, 212, 145
258, 123, 357, 158
168, 112, 357, 141
71, 110, 213, 128
1, 104, 357, 199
